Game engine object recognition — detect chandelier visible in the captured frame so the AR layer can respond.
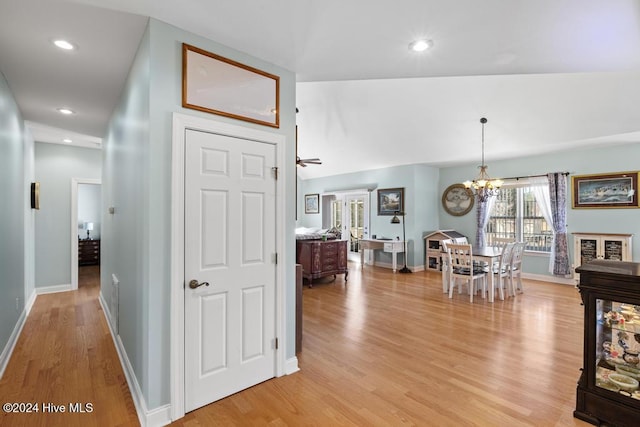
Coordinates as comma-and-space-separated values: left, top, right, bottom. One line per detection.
462, 118, 503, 202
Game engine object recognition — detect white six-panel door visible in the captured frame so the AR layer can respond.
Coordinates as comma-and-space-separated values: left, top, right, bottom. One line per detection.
184, 128, 277, 412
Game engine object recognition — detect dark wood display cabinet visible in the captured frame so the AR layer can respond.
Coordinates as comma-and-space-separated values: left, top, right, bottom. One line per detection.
575, 260, 640, 426
78, 239, 100, 266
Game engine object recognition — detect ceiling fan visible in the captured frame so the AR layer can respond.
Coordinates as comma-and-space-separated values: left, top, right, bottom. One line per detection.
296, 156, 322, 167
295, 122, 321, 167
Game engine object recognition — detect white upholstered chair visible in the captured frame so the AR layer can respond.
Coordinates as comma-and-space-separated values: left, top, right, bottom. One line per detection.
447, 243, 487, 303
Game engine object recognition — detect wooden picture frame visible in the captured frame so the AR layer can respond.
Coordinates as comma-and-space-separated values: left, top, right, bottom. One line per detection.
442, 184, 474, 216
377, 188, 404, 215
572, 171, 639, 209
30, 182, 40, 210
304, 193, 320, 214
182, 43, 280, 128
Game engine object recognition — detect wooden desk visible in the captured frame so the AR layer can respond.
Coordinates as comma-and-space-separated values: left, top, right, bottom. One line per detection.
359, 239, 405, 272
442, 246, 502, 302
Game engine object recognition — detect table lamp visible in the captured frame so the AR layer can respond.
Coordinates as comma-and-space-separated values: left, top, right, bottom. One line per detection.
85, 222, 94, 240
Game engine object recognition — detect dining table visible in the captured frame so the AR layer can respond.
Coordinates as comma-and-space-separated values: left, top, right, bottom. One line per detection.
441, 245, 503, 303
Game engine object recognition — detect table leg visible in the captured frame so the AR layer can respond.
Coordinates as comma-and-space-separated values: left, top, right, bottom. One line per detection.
488, 271, 495, 303
392, 251, 397, 272
361, 247, 365, 269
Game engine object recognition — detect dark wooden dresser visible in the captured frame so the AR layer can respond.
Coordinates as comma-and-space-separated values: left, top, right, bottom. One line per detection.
78, 239, 100, 266
296, 239, 348, 287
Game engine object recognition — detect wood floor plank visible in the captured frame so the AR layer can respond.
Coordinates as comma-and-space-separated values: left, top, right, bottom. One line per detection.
0, 266, 139, 427
1, 263, 594, 426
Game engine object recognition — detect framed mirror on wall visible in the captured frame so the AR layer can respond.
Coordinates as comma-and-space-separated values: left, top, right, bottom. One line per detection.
182, 43, 280, 128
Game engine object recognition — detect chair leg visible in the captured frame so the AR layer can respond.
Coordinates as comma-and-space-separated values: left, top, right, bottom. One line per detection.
515, 273, 523, 293
442, 269, 448, 293
507, 272, 515, 296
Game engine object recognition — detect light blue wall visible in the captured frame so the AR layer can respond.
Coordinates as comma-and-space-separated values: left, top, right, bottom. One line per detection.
299, 164, 440, 268
33, 143, 101, 288
104, 18, 296, 410
439, 142, 640, 278
102, 21, 151, 407
0, 71, 31, 360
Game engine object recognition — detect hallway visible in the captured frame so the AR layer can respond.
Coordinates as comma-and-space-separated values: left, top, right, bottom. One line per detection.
0, 266, 139, 427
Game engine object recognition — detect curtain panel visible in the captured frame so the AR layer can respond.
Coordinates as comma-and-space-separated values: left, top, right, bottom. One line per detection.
548, 172, 571, 275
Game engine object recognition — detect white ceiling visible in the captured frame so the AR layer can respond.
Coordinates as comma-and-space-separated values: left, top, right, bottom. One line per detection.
1, 0, 639, 179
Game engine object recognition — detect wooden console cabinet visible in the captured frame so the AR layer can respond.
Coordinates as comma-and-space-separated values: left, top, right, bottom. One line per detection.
79, 239, 100, 266
296, 239, 348, 287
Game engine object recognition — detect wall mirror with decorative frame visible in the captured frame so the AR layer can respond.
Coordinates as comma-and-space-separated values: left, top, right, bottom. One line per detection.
182, 43, 280, 128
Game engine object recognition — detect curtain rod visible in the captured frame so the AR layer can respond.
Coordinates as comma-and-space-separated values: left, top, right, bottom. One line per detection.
501, 171, 571, 181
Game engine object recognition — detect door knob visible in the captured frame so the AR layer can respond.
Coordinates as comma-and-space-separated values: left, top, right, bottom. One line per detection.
189, 279, 210, 289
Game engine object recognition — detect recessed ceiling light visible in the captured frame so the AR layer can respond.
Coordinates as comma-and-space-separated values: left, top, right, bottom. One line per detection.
409, 39, 433, 52
53, 39, 75, 50
57, 108, 75, 115
63, 138, 72, 143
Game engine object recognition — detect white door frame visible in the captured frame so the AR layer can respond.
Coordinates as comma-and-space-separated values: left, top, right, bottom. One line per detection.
70, 178, 101, 290
170, 112, 287, 420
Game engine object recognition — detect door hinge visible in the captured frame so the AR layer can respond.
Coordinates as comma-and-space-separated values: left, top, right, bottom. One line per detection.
274, 252, 278, 264
275, 337, 279, 350
271, 166, 278, 180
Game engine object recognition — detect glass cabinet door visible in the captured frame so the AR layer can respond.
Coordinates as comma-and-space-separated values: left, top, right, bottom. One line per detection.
603, 239, 625, 261
595, 299, 640, 399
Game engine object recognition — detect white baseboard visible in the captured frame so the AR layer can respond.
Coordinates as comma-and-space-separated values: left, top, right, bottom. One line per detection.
285, 356, 300, 375
98, 293, 172, 427
25, 289, 37, 316
364, 261, 424, 273
0, 290, 37, 379
36, 283, 72, 294
521, 272, 576, 286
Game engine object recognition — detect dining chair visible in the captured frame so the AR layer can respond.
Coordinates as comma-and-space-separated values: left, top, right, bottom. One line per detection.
510, 242, 526, 295
492, 236, 515, 249
447, 243, 487, 303
487, 242, 516, 301
489, 237, 516, 269
440, 239, 454, 293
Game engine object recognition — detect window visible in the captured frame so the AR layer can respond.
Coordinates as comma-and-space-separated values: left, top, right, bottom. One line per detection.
487, 184, 553, 252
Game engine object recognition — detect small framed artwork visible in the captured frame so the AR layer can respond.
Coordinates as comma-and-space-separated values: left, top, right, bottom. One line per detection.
30, 182, 40, 210
442, 184, 474, 216
304, 193, 320, 214
572, 171, 639, 209
182, 43, 280, 128
377, 187, 404, 215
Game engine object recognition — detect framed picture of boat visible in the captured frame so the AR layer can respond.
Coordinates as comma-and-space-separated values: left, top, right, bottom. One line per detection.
572, 172, 639, 209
